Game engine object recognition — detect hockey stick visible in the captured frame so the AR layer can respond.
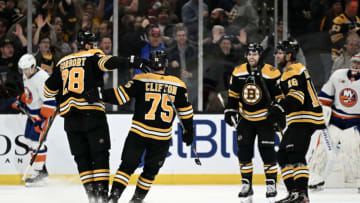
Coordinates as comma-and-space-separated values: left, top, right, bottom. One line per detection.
22, 107, 59, 182
216, 93, 240, 130
140, 64, 201, 166
18, 106, 36, 123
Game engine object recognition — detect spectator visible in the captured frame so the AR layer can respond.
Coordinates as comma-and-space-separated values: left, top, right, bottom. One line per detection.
52, 17, 72, 59
181, 0, 209, 42
319, 0, 343, 32
204, 25, 225, 56
166, 23, 198, 108
203, 35, 241, 111
330, 0, 360, 61
331, 32, 360, 73
0, 38, 24, 100
98, 20, 113, 39
34, 35, 56, 75
0, 18, 9, 39
133, 25, 165, 76
261, 21, 307, 66
226, 0, 259, 42
207, 7, 229, 29
156, 7, 175, 43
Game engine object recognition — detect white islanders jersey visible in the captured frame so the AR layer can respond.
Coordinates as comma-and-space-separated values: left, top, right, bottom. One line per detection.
319, 69, 360, 119
23, 67, 53, 113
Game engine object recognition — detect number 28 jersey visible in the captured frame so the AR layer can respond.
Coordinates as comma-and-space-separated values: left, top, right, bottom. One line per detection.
44, 49, 116, 117
102, 73, 194, 141
280, 63, 325, 128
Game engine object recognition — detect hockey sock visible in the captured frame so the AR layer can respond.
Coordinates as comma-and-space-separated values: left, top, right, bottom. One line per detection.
280, 164, 296, 192
264, 163, 278, 183
240, 161, 253, 185
110, 170, 131, 199
133, 175, 155, 199
293, 163, 309, 195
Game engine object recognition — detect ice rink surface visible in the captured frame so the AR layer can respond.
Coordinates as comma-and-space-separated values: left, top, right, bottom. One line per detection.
1, 182, 359, 203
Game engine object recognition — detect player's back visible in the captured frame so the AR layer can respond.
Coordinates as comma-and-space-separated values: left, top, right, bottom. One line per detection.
128, 73, 191, 140
280, 63, 325, 128
48, 49, 105, 117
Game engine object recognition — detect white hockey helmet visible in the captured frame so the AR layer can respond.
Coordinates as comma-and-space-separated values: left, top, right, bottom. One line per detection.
18, 53, 36, 70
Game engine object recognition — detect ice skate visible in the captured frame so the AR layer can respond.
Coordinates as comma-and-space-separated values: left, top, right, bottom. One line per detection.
265, 179, 277, 203
308, 181, 325, 191
25, 167, 49, 187
275, 191, 298, 203
128, 196, 144, 203
238, 179, 253, 203
108, 188, 122, 203
292, 192, 309, 203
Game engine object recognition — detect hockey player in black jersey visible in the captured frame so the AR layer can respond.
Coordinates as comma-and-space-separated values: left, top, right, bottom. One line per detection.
269, 40, 326, 203
84, 50, 194, 203
224, 43, 284, 203
43, 31, 142, 203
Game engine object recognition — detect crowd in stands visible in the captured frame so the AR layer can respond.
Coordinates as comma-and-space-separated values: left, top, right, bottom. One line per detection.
1, 0, 360, 113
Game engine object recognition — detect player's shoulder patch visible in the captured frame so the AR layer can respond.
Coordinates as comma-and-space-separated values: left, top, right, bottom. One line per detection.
232, 63, 248, 77
261, 64, 281, 79
333, 14, 346, 24
281, 63, 306, 81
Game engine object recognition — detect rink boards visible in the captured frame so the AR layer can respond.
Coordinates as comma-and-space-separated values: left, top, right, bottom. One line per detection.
0, 114, 278, 185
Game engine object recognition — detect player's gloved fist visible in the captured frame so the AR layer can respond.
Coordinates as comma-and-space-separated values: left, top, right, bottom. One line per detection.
34, 115, 46, 133
11, 95, 24, 110
128, 55, 150, 71
224, 109, 240, 127
83, 87, 103, 103
267, 104, 285, 125
182, 128, 194, 146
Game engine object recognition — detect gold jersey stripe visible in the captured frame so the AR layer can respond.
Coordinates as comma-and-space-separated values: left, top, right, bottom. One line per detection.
132, 120, 172, 133
130, 128, 172, 140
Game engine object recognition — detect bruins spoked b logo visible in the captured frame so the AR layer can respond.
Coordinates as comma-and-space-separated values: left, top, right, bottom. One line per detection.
242, 83, 262, 105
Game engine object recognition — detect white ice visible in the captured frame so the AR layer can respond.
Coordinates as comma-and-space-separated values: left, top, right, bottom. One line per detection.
1, 181, 360, 203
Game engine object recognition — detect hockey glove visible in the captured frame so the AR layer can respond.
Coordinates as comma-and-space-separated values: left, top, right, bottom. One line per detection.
267, 104, 286, 129
128, 55, 150, 72
11, 95, 25, 110
83, 87, 103, 103
224, 109, 240, 127
34, 115, 49, 134
182, 128, 194, 146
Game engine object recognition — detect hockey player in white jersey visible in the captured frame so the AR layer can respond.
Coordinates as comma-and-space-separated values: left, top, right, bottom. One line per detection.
11, 54, 56, 187
309, 53, 360, 191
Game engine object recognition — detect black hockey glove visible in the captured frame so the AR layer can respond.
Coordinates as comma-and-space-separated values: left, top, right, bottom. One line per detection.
267, 104, 286, 128
182, 128, 194, 146
83, 87, 103, 103
224, 109, 240, 127
128, 55, 150, 72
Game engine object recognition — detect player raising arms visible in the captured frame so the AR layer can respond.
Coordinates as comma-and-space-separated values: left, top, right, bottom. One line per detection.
84, 50, 194, 203
268, 40, 326, 203
43, 31, 141, 203
12, 53, 56, 187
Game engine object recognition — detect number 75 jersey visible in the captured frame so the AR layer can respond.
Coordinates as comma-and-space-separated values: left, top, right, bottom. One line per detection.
280, 63, 325, 129
102, 73, 194, 141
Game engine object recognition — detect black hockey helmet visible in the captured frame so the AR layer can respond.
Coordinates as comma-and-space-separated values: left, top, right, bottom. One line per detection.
149, 50, 168, 70
246, 43, 264, 56
77, 31, 97, 50
276, 40, 299, 61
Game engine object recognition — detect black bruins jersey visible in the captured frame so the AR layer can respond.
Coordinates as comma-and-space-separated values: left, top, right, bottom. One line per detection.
330, 13, 360, 60
280, 63, 325, 128
44, 48, 127, 117
227, 63, 284, 122
102, 73, 194, 141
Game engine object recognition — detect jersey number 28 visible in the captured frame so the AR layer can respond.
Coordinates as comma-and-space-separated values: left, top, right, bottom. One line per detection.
62, 67, 85, 95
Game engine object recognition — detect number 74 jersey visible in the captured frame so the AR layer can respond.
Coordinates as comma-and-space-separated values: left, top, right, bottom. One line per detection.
280, 63, 325, 129
102, 73, 194, 141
